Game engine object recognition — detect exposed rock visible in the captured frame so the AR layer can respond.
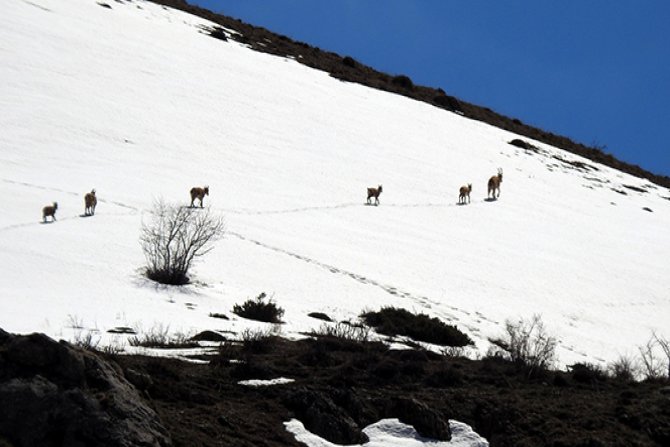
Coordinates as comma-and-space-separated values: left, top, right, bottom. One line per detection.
282, 387, 368, 445
190, 330, 226, 342
376, 396, 451, 441
307, 312, 332, 322
509, 138, 539, 152
0, 328, 171, 447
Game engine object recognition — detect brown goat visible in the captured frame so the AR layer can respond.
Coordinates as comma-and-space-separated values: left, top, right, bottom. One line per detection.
366, 185, 383, 205
84, 189, 97, 216
487, 168, 503, 199
190, 186, 209, 208
459, 184, 472, 204
42, 202, 58, 223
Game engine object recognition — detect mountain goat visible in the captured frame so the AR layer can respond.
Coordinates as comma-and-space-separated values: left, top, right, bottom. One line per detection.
459, 184, 472, 204
42, 202, 58, 223
190, 186, 209, 208
487, 169, 503, 199
84, 189, 97, 216
366, 185, 383, 205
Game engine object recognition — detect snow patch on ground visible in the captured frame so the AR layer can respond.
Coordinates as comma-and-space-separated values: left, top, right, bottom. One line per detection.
285, 418, 489, 447
238, 377, 295, 387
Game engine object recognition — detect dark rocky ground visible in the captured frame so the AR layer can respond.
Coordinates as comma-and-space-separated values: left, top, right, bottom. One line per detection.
140, 0, 670, 189
2, 328, 669, 447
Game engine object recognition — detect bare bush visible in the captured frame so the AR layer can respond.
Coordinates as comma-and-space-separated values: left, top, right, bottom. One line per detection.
140, 199, 224, 285
239, 327, 278, 354
73, 330, 100, 351
128, 325, 197, 348
441, 346, 468, 358
311, 321, 371, 343
654, 332, 670, 378
609, 354, 639, 382
489, 314, 557, 376
638, 332, 670, 380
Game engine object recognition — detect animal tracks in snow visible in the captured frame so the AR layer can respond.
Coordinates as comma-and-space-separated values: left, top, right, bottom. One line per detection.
227, 230, 497, 337
0, 178, 140, 233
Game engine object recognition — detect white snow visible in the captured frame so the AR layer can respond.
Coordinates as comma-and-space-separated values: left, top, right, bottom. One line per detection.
284, 418, 489, 447
238, 377, 295, 387
1, 0, 669, 372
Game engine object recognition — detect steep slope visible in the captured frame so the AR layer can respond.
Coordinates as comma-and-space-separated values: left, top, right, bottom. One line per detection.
0, 0, 668, 369
150, 0, 670, 189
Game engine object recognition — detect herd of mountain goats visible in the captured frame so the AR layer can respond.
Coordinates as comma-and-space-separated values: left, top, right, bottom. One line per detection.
368, 168, 503, 206
40, 169, 502, 222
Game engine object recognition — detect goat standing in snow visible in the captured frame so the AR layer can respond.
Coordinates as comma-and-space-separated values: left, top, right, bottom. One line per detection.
42, 202, 58, 223
487, 169, 503, 199
190, 186, 209, 208
366, 185, 383, 205
459, 184, 472, 204
84, 189, 97, 216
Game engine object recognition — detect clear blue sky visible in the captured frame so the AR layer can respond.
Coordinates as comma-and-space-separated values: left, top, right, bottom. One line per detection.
192, 1, 670, 177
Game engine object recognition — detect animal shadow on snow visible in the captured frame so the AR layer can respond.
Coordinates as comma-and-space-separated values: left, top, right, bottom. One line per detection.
484, 197, 498, 202
364, 202, 379, 207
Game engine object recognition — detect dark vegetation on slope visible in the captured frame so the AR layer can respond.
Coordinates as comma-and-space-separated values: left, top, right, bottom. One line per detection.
0, 329, 171, 447
3, 327, 669, 446
125, 336, 670, 446
232, 292, 285, 323
361, 306, 473, 347
146, 0, 670, 188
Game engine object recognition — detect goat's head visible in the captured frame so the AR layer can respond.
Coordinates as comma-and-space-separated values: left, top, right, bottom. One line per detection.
204, 186, 209, 196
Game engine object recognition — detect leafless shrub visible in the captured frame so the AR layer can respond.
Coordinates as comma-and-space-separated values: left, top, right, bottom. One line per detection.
240, 327, 278, 354
100, 342, 125, 356
73, 330, 100, 351
66, 314, 85, 330
312, 321, 371, 343
140, 199, 224, 285
654, 332, 670, 378
638, 332, 670, 380
609, 354, 639, 382
489, 314, 557, 377
128, 325, 196, 348
441, 345, 468, 358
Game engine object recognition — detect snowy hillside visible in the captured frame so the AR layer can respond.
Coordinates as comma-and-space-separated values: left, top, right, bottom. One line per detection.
1, 0, 669, 372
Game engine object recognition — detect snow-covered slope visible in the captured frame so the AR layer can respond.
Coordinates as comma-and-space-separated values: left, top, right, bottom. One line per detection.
1, 0, 669, 369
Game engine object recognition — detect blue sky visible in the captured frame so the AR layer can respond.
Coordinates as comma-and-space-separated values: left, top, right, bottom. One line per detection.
193, 1, 670, 177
